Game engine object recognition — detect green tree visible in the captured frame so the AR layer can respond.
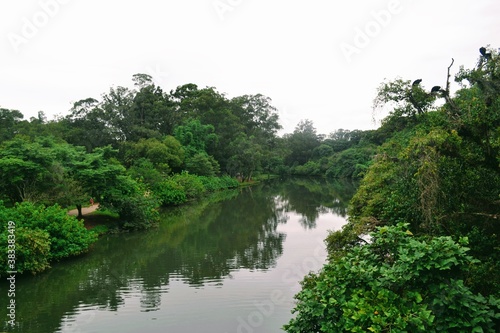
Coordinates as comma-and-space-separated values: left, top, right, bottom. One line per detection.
100, 85, 135, 142
174, 119, 219, 157
184, 152, 220, 176
345, 47, 500, 297
230, 94, 282, 140
285, 119, 320, 166
0, 108, 24, 142
373, 77, 437, 119
171, 84, 244, 170
129, 74, 177, 139
121, 137, 184, 173
226, 133, 263, 181
61, 98, 116, 152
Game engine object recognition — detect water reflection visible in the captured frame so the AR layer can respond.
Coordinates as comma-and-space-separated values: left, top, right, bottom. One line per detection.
0, 178, 355, 333
275, 178, 357, 229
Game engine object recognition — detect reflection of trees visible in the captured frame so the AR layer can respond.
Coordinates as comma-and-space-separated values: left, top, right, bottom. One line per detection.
0, 179, 356, 333
174, 187, 288, 284
273, 178, 357, 229
0, 187, 286, 332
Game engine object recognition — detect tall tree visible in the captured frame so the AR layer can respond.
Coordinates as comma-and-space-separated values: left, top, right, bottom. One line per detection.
0, 108, 23, 142
62, 98, 115, 151
285, 119, 320, 165
230, 94, 282, 140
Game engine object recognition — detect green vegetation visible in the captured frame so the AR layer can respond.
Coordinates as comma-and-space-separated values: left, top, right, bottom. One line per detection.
0, 201, 97, 275
2, 46, 499, 332
285, 224, 499, 332
285, 46, 500, 331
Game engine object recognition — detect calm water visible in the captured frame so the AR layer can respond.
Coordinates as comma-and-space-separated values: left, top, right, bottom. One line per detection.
1, 178, 356, 333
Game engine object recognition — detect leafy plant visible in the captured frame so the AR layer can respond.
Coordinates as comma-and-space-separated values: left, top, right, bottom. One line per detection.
0, 201, 97, 275
284, 223, 499, 333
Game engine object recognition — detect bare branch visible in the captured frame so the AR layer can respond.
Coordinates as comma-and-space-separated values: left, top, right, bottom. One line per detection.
446, 58, 454, 93
443, 58, 458, 114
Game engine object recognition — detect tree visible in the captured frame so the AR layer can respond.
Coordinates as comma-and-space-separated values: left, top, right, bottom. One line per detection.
129, 79, 176, 140
324, 129, 365, 152
227, 133, 263, 181
101, 85, 135, 142
171, 84, 244, 170
230, 94, 282, 140
184, 152, 220, 176
0, 108, 23, 142
285, 119, 320, 165
344, 46, 500, 298
373, 77, 437, 120
0, 136, 60, 203
454, 46, 500, 170
73, 146, 159, 230
174, 119, 219, 156
121, 137, 185, 174
61, 98, 116, 152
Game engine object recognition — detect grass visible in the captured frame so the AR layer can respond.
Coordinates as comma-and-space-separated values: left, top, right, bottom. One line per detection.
79, 208, 120, 233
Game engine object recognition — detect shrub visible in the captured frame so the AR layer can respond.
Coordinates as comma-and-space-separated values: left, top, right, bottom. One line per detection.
0, 227, 51, 275
155, 179, 187, 206
199, 175, 239, 192
171, 171, 206, 198
325, 145, 376, 179
0, 201, 97, 275
155, 174, 237, 206
116, 194, 160, 231
292, 161, 321, 176
284, 223, 499, 333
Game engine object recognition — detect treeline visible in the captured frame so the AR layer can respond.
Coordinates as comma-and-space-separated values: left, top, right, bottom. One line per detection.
1, 77, 379, 183
0, 73, 374, 276
285, 47, 500, 331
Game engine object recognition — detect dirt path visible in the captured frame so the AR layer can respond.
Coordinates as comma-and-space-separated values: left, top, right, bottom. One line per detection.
68, 204, 99, 216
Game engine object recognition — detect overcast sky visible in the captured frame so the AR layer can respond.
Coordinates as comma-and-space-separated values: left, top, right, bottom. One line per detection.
1, 0, 499, 135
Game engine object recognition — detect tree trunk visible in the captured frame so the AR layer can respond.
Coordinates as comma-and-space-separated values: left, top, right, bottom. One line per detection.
76, 204, 83, 219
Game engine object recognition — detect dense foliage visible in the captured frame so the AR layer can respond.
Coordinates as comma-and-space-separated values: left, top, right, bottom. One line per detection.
0, 201, 97, 275
285, 224, 499, 332
287, 46, 500, 331
5, 48, 498, 333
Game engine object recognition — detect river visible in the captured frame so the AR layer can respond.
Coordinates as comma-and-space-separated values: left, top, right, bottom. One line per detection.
1, 178, 356, 333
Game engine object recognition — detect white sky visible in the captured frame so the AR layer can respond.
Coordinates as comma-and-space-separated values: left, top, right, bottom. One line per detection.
1, 0, 499, 135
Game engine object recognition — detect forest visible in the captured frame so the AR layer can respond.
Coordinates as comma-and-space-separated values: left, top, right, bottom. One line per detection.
1, 46, 499, 331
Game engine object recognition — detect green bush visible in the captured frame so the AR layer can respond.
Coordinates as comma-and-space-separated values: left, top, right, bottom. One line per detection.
284, 223, 499, 333
155, 178, 187, 206
171, 171, 206, 198
199, 175, 239, 192
155, 174, 238, 206
325, 145, 376, 179
184, 152, 220, 176
0, 226, 51, 275
292, 161, 321, 176
0, 201, 97, 275
116, 194, 160, 230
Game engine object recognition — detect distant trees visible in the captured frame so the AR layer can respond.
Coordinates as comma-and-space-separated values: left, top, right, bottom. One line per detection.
0, 108, 23, 142
284, 119, 320, 166
278, 121, 377, 179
